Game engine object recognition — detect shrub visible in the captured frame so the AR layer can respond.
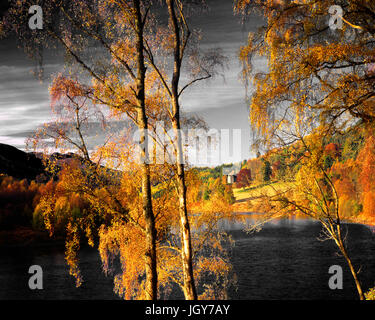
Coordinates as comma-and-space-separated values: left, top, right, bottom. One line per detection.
365, 287, 375, 300
0, 176, 40, 230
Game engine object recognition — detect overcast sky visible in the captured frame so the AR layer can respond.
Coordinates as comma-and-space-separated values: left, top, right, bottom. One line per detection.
0, 0, 264, 163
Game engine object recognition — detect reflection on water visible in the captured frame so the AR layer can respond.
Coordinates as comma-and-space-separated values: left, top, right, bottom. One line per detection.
0, 244, 119, 300
0, 215, 374, 300
227, 215, 375, 300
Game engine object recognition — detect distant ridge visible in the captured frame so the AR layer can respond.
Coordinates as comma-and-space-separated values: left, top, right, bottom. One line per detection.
0, 143, 121, 183
0, 143, 45, 181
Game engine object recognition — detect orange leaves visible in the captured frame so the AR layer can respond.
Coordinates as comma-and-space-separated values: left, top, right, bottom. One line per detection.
110, 38, 137, 68
99, 221, 146, 299
195, 255, 233, 300
357, 134, 375, 194
50, 74, 86, 107
236, 168, 252, 188
325, 143, 341, 158
306, 44, 375, 70
0, 175, 41, 230
240, 0, 375, 154
334, 177, 356, 199
65, 222, 82, 287
353, 134, 375, 220
362, 191, 375, 219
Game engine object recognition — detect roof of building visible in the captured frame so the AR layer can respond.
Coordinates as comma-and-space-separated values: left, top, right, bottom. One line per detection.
222, 163, 241, 176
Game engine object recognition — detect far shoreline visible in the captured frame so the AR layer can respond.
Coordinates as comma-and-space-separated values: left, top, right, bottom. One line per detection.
2, 211, 374, 249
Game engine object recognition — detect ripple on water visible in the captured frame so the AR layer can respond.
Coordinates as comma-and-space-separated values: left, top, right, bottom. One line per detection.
0, 218, 374, 300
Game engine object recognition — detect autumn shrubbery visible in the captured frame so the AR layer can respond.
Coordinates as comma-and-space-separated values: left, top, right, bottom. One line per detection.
32, 190, 87, 235
232, 126, 375, 225
0, 175, 40, 230
338, 195, 362, 219
330, 134, 375, 222
0, 173, 91, 239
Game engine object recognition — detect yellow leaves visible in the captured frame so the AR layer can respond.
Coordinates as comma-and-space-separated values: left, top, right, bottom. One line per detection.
195, 256, 231, 277
99, 221, 146, 300
65, 222, 82, 287
194, 249, 233, 300
357, 134, 375, 193
55, 196, 68, 211
110, 38, 137, 67
306, 43, 370, 69
242, 1, 375, 153
29, 145, 236, 299
361, 191, 375, 219
365, 287, 375, 300
97, 167, 236, 299
239, 33, 255, 70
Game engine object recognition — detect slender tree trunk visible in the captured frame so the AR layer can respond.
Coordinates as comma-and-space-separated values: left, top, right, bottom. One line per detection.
177, 151, 197, 301
344, 251, 365, 300
328, 170, 364, 300
337, 237, 364, 300
167, 0, 197, 300
172, 112, 197, 300
134, 0, 158, 300
138, 112, 158, 300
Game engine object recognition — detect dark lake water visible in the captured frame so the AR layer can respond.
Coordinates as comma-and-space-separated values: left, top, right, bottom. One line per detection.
1, 216, 374, 300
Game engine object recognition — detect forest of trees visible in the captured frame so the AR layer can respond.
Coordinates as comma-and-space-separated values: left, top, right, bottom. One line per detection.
235, 123, 375, 225
235, 0, 375, 300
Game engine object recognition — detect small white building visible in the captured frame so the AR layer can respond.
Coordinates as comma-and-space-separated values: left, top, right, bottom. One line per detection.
222, 164, 241, 185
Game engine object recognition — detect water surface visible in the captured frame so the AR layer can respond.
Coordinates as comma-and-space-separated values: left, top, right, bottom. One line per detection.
1, 216, 374, 300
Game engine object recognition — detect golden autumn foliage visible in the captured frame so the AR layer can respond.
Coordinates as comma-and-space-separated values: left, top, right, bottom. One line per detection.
0, 175, 40, 230
236, 0, 375, 151
356, 134, 375, 221
234, 0, 375, 299
239, 129, 368, 299
357, 135, 375, 194
29, 145, 235, 299
96, 167, 235, 300
361, 191, 375, 220
3, 0, 230, 300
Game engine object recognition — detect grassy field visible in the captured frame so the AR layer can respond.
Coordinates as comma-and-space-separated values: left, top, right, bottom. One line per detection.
231, 181, 294, 212
233, 181, 294, 202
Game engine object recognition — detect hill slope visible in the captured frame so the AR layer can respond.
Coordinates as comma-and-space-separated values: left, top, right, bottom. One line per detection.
0, 143, 45, 180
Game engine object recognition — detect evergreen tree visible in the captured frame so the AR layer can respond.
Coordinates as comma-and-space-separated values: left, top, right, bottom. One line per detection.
262, 160, 272, 182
